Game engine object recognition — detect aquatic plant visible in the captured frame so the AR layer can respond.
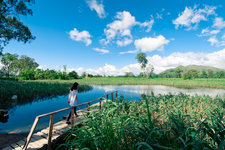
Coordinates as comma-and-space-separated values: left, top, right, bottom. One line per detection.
60, 93, 225, 149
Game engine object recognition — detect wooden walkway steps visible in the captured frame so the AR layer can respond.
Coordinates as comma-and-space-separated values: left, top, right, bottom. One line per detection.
2, 91, 117, 150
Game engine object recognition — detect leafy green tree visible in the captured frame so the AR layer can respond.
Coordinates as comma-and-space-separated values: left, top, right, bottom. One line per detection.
34, 69, 44, 80
124, 72, 135, 77
68, 71, 79, 79
183, 69, 199, 80
0, 0, 35, 55
19, 68, 35, 80
16, 55, 39, 72
216, 71, 225, 78
174, 68, 183, 78
207, 69, 213, 78
136, 52, 148, 77
201, 70, 208, 78
1, 52, 18, 78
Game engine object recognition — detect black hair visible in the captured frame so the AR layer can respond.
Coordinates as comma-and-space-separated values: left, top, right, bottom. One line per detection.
70, 82, 79, 91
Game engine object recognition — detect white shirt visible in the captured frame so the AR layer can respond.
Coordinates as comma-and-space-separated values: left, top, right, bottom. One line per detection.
68, 90, 78, 106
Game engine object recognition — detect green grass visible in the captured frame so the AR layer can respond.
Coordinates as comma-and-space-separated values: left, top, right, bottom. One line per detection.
0, 79, 92, 108
67, 77, 225, 89
60, 93, 225, 150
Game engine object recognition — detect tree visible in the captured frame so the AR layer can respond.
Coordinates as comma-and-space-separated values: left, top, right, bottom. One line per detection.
68, 71, 79, 79
201, 70, 208, 78
183, 69, 199, 80
145, 63, 154, 78
207, 69, 213, 78
0, 0, 35, 55
16, 55, 39, 72
136, 52, 148, 77
1, 52, 18, 78
124, 72, 135, 77
174, 68, 183, 78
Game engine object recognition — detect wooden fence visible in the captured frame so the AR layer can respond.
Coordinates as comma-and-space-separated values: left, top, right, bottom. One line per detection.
23, 91, 118, 150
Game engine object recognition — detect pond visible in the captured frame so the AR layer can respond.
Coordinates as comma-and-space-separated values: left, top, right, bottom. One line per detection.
0, 85, 225, 134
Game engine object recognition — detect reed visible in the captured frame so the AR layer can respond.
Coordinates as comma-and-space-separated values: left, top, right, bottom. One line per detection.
61, 93, 225, 149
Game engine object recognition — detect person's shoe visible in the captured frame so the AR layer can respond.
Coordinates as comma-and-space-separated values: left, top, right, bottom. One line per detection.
66, 121, 71, 125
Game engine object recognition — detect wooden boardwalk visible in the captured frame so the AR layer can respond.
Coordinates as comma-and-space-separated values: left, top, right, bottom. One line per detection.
2, 91, 117, 150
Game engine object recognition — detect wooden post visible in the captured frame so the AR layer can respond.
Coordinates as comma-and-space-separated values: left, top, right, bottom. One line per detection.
111, 93, 113, 101
23, 117, 39, 150
99, 98, 102, 109
71, 108, 75, 126
47, 114, 54, 150
87, 103, 90, 116
106, 94, 108, 102
116, 91, 118, 102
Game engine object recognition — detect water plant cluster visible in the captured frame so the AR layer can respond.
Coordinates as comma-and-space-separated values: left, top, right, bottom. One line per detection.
61, 93, 225, 149
0, 80, 92, 109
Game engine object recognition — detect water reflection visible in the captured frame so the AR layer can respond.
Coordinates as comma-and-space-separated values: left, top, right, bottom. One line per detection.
94, 85, 225, 97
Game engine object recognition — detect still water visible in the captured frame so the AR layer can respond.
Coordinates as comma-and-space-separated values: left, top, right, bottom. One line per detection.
0, 85, 225, 134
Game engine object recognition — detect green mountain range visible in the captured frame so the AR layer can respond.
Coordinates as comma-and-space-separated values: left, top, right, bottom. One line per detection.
159, 65, 224, 76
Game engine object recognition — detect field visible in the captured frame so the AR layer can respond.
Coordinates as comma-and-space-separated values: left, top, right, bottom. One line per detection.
61, 93, 225, 149
68, 77, 225, 89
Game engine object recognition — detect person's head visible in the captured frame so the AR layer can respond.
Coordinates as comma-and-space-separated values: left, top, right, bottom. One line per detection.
70, 82, 79, 91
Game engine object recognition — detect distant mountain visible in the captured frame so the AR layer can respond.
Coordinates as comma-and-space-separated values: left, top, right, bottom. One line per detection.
159, 65, 225, 76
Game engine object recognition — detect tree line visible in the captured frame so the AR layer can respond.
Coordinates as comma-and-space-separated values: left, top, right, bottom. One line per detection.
0, 53, 79, 80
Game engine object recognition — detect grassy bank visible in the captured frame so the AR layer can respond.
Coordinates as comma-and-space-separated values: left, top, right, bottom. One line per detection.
61, 93, 225, 149
65, 77, 225, 89
0, 79, 92, 108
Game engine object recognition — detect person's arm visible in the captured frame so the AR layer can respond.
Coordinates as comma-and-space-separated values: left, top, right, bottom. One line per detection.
67, 91, 71, 104
76, 95, 78, 105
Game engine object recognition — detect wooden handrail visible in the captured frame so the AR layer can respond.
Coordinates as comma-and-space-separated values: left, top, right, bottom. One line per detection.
23, 91, 118, 150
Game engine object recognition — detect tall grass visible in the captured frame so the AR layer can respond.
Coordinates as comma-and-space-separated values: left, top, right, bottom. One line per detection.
60, 93, 225, 149
0, 79, 92, 109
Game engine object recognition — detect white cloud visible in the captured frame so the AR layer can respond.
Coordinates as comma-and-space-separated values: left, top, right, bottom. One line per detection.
199, 28, 220, 37
139, 19, 154, 32
103, 11, 155, 46
156, 13, 163, 19
116, 38, 133, 46
213, 17, 225, 29
69, 28, 92, 46
134, 35, 170, 52
119, 50, 138, 55
93, 48, 109, 54
86, 0, 106, 18
148, 49, 225, 73
173, 5, 216, 30
208, 36, 219, 46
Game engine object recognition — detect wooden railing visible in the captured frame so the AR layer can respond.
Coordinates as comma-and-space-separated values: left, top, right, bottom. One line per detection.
23, 91, 118, 150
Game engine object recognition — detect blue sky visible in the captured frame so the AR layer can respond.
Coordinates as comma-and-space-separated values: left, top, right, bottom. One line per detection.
3, 0, 225, 75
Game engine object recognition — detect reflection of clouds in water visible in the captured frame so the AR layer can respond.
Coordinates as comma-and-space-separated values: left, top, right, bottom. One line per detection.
94, 85, 225, 97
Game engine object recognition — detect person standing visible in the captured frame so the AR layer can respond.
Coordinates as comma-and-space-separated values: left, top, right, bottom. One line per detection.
66, 82, 79, 124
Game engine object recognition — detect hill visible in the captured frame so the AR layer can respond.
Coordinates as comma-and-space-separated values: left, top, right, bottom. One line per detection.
158, 65, 225, 77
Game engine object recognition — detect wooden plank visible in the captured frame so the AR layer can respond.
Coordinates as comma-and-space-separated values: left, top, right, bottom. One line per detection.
15, 140, 26, 147
2, 146, 12, 150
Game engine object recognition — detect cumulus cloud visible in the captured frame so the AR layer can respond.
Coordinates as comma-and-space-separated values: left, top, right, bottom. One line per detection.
134, 35, 170, 52
103, 11, 154, 46
86, 0, 106, 18
69, 28, 92, 46
173, 5, 216, 30
46, 49, 225, 76
148, 49, 225, 73
116, 38, 133, 46
119, 50, 138, 55
93, 48, 109, 54
212, 17, 225, 29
